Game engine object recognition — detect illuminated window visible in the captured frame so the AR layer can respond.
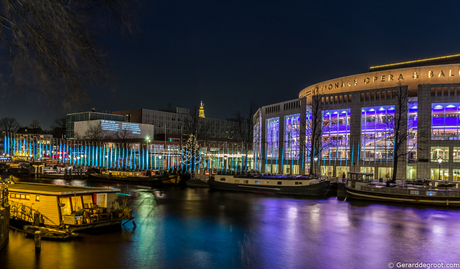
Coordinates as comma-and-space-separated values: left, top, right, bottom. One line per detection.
430, 147, 449, 162
20, 194, 25, 199
431, 103, 460, 140
26, 195, 30, 200
266, 117, 280, 161
284, 114, 300, 161
10, 193, 16, 198
36, 195, 40, 201
453, 148, 460, 162
361, 106, 395, 162
255, 181, 260, 184
322, 109, 351, 162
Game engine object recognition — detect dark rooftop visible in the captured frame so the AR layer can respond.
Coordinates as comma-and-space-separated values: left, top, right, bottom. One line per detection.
370, 54, 460, 72
8, 183, 119, 195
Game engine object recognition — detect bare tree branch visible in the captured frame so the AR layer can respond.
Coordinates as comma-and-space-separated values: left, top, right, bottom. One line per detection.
0, 0, 137, 108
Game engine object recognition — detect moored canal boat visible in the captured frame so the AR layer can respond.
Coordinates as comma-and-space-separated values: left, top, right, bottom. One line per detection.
7, 183, 135, 234
208, 173, 330, 196
342, 172, 460, 206
87, 168, 181, 186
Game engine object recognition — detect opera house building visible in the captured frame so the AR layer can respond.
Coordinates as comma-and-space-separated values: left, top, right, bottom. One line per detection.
253, 54, 460, 181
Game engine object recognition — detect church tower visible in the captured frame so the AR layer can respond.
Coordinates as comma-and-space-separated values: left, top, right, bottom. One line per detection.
199, 101, 205, 118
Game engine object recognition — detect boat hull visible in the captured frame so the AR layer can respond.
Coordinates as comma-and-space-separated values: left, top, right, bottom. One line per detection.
208, 179, 330, 196
344, 185, 460, 206
87, 172, 180, 186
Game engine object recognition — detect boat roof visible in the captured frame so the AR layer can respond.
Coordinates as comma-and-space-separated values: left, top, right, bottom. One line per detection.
8, 183, 120, 196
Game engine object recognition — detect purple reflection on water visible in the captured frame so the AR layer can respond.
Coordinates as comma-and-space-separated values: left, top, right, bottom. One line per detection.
4, 180, 460, 269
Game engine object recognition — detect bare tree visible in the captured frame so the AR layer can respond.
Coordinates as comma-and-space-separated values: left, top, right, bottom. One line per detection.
116, 128, 133, 141
84, 122, 107, 141
296, 93, 337, 175
0, 0, 136, 107
50, 116, 66, 129
387, 81, 419, 182
0, 117, 20, 132
235, 100, 257, 171
29, 119, 41, 129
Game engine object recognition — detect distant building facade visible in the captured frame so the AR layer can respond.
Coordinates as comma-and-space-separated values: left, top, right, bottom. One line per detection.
112, 107, 241, 140
67, 111, 127, 139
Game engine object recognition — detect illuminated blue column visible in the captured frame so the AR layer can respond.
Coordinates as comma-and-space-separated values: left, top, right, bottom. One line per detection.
146, 146, 149, 170
130, 147, 133, 170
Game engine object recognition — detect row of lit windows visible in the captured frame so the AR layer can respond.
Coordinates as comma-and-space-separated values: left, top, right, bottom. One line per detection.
10, 193, 40, 201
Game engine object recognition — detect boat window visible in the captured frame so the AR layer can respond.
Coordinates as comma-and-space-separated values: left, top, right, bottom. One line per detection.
26, 195, 30, 200
36, 195, 40, 202
255, 181, 260, 184
298, 182, 303, 185
82, 195, 93, 208
96, 194, 107, 208
244, 180, 249, 184
427, 191, 437, 196
60, 197, 72, 216
10, 193, 16, 198
295, 182, 298, 185
220, 178, 226, 181
264, 181, 268, 184
410, 190, 419, 195
235, 180, 239, 183
71, 196, 83, 211
20, 194, 26, 199
277, 181, 282, 185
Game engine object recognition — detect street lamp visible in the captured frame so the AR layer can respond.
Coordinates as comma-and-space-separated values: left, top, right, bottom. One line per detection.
314, 156, 318, 175
438, 157, 443, 180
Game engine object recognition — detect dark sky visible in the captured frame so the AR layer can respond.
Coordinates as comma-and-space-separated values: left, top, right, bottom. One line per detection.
2, 0, 460, 129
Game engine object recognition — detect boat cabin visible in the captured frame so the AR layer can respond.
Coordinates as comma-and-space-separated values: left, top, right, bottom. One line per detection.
8, 183, 120, 227
347, 172, 374, 182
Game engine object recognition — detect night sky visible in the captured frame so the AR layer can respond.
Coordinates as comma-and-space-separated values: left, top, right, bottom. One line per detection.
2, 0, 460, 129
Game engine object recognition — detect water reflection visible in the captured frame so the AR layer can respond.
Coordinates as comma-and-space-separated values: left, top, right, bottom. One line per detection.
2, 178, 460, 268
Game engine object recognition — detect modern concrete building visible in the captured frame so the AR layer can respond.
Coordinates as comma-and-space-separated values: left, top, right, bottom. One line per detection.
66, 110, 127, 139
254, 54, 460, 180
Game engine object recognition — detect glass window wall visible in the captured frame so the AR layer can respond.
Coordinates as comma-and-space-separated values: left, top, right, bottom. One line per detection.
253, 118, 262, 170
322, 109, 351, 163
431, 169, 449, 181
453, 147, 460, 162
407, 166, 417, 180
431, 103, 460, 140
360, 167, 375, 179
336, 166, 349, 178
266, 117, 279, 161
361, 106, 395, 163
430, 147, 449, 162
407, 103, 418, 163
321, 166, 333, 177
284, 114, 300, 160
378, 167, 393, 180
453, 170, 460, 181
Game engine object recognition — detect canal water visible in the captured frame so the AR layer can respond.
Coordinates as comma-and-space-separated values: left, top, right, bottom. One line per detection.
2, 178, 460, 269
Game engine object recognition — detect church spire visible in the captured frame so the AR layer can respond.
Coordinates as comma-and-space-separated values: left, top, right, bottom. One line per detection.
199, 101, 205, 118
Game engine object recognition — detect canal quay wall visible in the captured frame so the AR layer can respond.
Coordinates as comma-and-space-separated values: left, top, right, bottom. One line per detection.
0, 204, 10, 251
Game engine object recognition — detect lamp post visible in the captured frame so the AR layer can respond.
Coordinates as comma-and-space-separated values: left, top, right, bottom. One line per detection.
438, 157, 443, 181
314, 156, 318, 175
